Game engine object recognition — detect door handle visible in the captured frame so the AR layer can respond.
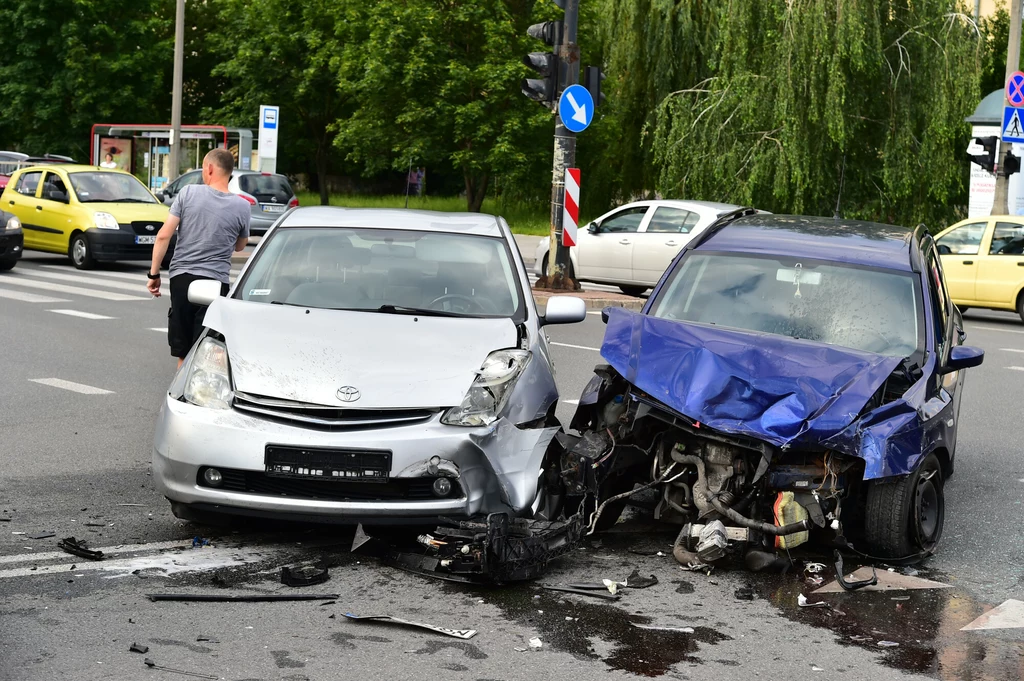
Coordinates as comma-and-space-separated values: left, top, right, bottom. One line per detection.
962, 260, 973, 265
665, 241, 678, 247
35, 206, 42, 211
619, 239, 631, 245
7, 200, 13, 206
1018, 262, 1024, 267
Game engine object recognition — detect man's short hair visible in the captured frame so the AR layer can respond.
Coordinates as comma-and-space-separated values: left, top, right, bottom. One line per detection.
204, 148, 234, 176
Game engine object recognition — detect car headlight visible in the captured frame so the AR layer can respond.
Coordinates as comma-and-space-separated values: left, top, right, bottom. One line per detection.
5, 216, 20, 231
93, 212, 120, 230
183, 337, 232, 409
442, 349, 531, 427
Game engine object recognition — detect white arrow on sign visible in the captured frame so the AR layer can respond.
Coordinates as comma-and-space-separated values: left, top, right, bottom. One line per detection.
967, 141, 983, 155
565, 92, 588, 125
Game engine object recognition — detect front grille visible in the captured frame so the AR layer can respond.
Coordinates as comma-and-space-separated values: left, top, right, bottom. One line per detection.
198, 467, 463, 502
232, 391, 437, 430
130, 221, 163, 236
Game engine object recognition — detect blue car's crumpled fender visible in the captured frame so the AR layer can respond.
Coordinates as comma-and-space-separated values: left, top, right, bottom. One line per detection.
599, 308, 907, 473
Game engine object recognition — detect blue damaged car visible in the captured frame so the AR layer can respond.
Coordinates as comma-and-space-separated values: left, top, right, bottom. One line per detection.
566, 211, 984, 567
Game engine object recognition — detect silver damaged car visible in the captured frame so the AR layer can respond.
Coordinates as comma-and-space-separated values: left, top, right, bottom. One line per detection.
152, 207, 587, 525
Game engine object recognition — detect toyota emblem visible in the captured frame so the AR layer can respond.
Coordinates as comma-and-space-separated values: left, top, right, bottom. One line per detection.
336, 386, 361, 402
145, 224, 155, 232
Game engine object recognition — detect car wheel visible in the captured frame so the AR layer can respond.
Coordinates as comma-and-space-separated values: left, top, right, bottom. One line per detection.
68, 233, 95, 270
863, 452, 944, 559
530, 442, 566, 521
1017, 293, 1024, 324
540, 253, 549, 278
619, 285, 648, 297
0, 258, 15, 272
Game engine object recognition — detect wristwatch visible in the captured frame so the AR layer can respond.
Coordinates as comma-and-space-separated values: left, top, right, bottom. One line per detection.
147, 272, 160, 280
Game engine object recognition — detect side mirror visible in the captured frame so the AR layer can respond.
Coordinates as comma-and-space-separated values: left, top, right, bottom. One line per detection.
943, 345, 984, 372
188, 279, 224, 306
937, 244, 951, 255
155, 190, 166, 202
541, 295, 587, 325
587, 222, 600, 234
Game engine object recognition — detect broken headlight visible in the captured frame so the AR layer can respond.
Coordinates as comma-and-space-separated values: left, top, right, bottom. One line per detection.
442, 349, 531, 427
183, 337, 232, 410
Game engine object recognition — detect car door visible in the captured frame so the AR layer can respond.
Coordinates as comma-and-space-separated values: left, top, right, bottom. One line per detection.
162, 170, 201, 205
36, 171, 76, 252
935, 219, 988, 305
6, 170, 44, 249
974, 220, 1024, 308
578, 205, 651, 282
631, 206, 701, 285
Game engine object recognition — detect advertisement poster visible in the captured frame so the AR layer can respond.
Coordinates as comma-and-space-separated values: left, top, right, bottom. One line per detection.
99, 138, 132, 171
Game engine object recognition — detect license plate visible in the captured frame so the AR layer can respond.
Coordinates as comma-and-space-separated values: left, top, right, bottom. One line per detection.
135, 235, 156, 245
265, 445, 391, 483
262, 204, 285, 213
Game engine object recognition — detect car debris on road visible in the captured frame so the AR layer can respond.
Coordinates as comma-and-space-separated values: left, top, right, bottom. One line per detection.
343, 613, 477, 640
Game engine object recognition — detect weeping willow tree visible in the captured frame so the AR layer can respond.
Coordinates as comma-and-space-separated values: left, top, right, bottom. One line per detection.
634, 0, 983, 228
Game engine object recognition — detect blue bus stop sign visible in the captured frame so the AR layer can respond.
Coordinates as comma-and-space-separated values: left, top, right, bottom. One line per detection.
558, 84, 594, 133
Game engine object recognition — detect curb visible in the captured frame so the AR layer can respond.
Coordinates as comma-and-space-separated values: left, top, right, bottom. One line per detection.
532, 291, 645, 311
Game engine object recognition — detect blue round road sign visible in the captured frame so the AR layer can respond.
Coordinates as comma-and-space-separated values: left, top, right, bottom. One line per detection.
1008, 71, 1024, 107
559, 84, 594, 133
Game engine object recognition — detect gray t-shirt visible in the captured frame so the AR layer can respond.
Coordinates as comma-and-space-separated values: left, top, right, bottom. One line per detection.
168, 184, 251, 283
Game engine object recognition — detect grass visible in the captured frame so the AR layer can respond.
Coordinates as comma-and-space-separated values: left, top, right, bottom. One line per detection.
294, 192, 551, 236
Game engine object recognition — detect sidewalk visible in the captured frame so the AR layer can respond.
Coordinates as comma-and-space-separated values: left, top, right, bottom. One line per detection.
533, 288, 644, 311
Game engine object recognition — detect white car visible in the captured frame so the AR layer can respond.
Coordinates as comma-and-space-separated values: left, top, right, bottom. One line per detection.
533, 200, 744, 296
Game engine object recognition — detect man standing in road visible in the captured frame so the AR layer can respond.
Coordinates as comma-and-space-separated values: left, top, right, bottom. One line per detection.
146, 149, 250, 368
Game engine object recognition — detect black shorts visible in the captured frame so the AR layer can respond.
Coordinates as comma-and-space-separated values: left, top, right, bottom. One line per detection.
168, 273, 229, 359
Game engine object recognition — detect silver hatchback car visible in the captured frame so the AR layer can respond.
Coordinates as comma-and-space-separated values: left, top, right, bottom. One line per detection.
152, 207, 587, 525
158, 169, 297, 235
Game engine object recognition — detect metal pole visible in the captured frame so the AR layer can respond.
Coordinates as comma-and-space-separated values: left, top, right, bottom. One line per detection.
405, 160, 412, 208
549, 0, 581, 287
168, 0, 185, 183
975, 0, 981, 21
992, 0, 1022, 215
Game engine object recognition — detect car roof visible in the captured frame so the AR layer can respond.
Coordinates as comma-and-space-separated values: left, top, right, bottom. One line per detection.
619, 199, 743, 214
278, 206, 504, 237
698, 214, 916, 272
14, 164, 125, 173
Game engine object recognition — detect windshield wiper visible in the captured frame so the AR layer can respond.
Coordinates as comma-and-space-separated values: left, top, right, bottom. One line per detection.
375, 304, 462, 318
112, 198, 154, 203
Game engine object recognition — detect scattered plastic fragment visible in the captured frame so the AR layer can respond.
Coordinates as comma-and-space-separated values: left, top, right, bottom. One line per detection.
11, 531, 25, 535
805, 562, 827, 574
891, 596, 910, 601
625, 570, 658, 589
901, 567, 920, 577
58, 537, 104, 561
877, 641, 900, 648
117, 504, 145, 507
84, 523, 106, 527
142, 658, 218, 679
541, 585, 619, 601
319, 601, 337, 607
191, 536, 210, 548
147, 593, 339, 602
281, 565, 330, 587
195, 636, 219, 643
528, 637, 543, 650
734, 587, 755, 600
798, 594, 828, 608
811, 664, 824, 672
343, 613, 476, 640
129, 643, 149, 654
849, 635, 872, 642
602, 579, 623, 594
632, 623, 694, 633
350, 524, 375, 552
0, 517, 10, 522
28, 532, 55, 540
514, 647, 527, 652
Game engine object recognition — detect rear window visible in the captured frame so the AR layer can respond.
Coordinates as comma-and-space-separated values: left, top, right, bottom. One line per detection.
238, 174, 293, 203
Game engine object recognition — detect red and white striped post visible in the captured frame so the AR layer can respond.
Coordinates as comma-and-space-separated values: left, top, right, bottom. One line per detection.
562, 167, 580, 247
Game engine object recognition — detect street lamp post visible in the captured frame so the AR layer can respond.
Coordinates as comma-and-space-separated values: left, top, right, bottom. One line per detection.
168, 0, 185, 183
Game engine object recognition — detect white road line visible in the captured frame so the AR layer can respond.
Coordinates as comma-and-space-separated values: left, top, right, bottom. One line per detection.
562, 399, 579, 405
47, 309, 115, 320
0, 275, 149, 301
14, 268, 153, 292
550, 341, 602, 352
0, 287, 69, 303
38, 264, 242, 281
0, 539, 191, 566
586, 311, 602, 315
968, 324, 1024, 335
28, 378, 114, 395
1001, 348, 1024, 353
148, 327, 167, 332
1009, 366, 1024, 372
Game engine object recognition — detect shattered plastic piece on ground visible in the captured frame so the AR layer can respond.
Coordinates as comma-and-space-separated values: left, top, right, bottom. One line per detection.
195, 636, 219, 643
528, 637, 543, 650
632, 623, 694, 633
804, 562, 827, 574
811, 664, 825, 672
129, 643, 149, 654
625, 569, 658, 589
891, 596, 910, 601
143, 658, 218, 679
798, 594, 829, 608
191, 536, 210, 548
541, 585, 620, 601
281, 565, 330, 587
678, 563, 713, 574
734, 587, 755, 600
351, 524, 374, 552
833, 551, 877, 591
877, 641, 900, 648
58, 537, 104, 561
514, 647, 527, 652
602, 579, 623, 594
28, 532, 55, 540
343, 614, 477, 640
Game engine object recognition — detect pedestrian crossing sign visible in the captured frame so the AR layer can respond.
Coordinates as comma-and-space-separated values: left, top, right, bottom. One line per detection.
1002, 106, 1024, 144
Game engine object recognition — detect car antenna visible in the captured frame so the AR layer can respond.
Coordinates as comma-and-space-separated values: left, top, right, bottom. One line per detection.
833, 154, 846, 220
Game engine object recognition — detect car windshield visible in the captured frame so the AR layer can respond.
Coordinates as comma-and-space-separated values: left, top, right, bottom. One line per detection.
68, 172, 157, 203
237, 227, 523, 318
238, 174, 293, 203
650, 252, 922, 358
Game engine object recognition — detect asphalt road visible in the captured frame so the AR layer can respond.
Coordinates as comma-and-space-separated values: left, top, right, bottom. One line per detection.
1, 251, 1023, 681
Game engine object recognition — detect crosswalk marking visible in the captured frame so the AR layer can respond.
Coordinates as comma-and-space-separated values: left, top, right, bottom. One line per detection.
0, 287, 69, 303
1000, 348, 1024, 353
47, 309, 115, 320
0, 274, 149, 301
29, 378, 114, 395
17, 268, 156, 292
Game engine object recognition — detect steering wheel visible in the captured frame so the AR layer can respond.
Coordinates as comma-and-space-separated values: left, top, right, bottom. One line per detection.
429, 293, 497, 315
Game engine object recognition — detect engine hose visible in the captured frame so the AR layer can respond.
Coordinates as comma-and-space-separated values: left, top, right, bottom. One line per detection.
675, 453, 812, 537
672, 524, 700, 566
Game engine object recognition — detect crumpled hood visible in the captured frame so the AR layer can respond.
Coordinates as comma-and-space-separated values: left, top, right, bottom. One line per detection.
600, 308, 902, 449
203, 298, 518, 409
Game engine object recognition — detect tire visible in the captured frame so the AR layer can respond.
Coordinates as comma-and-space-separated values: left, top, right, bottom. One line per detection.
540, 253, 548, 278
619, 285, 648, 297
529, 439, 567, 521
0, 258, 15, 272
863, 453, 945, 559
68, 233, 96, 270
1017, 293, 1024, 324
957, 306, 969, 314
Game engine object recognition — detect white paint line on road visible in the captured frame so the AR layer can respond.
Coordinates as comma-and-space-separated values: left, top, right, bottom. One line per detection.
0, 275, 149, 301
28, 378, 114, 395
1000, 348, 1024, 353
0, 539, 191, 566
148, 327, 167, 332
15, 268, 155, 292
586, 311, 603, 315
47, 309, 115, 320
562, 399, 579, 405
1008, 366, 1024, 372
0, 546, 253, 580
550, 341, 602, 352
0, 287, 69, 303
39, 264, 242, 282
968, 324, 1024, 335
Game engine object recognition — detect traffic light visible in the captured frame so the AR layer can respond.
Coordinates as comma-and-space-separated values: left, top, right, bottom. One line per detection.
522, 21, 562, 105
968, 136, 998, 173
583, 66, 605, 108
1004, 150, 1021, 177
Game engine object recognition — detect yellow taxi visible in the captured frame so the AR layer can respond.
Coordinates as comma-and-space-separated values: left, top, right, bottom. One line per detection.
0, 164, 170, 269
936, 215, 1024, 322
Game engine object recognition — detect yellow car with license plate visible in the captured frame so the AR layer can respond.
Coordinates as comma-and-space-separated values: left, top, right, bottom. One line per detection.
0, 164, 170, 269
936, 215, 1024, 322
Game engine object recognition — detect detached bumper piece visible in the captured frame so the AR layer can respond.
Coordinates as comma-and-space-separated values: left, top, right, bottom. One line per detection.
388, 512, 584, 584
58, 537, 104, 561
